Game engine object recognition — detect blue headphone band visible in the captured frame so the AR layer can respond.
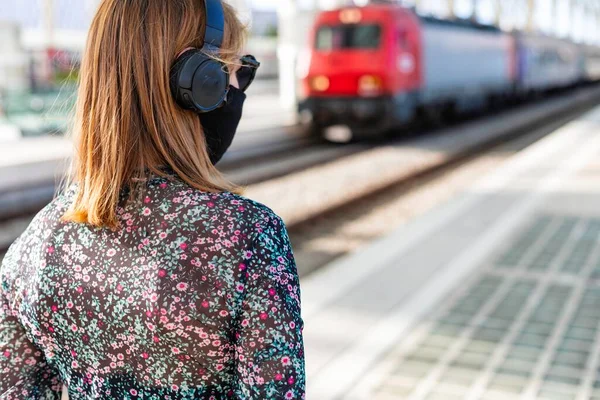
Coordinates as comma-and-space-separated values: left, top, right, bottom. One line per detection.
203, 0, 225, 49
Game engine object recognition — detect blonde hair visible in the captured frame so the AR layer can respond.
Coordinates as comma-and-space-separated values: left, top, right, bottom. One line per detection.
62, 0, 247, 229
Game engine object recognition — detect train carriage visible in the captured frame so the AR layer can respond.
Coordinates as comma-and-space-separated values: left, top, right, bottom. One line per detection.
514, 33, 583, 95
581, 44, 600, 83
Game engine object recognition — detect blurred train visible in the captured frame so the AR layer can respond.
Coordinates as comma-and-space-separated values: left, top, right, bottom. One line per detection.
299, 3, 600, 140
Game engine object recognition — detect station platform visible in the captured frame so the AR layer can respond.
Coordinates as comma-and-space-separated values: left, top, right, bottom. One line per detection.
302, 105, 600, 400
0, 83, 296, 202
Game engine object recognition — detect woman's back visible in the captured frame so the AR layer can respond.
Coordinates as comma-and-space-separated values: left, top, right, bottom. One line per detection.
0, 171, 305, 399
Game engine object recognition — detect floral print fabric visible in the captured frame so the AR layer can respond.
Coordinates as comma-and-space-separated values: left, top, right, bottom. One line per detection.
0, 171, 305, 399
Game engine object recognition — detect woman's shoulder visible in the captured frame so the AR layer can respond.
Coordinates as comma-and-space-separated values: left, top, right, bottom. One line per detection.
157, 178, 287, 236
188, 188, 284, 230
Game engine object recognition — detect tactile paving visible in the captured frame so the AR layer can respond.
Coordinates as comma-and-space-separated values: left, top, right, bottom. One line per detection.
373, 215, 600, 400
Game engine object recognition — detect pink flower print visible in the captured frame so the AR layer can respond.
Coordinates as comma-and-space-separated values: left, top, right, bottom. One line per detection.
172, 385, 179, 391
76, 286, 83, 293
238, 206, 245, 212
216, 364, 224, 371
144, 196, 151, 204
107, 249, 116, 257
72, 361, 79, 369
158, 269, 167, 278
219, 310, 228, 317
127, 296, 134, 303
160, 182, 168, 189
150, 293, 158, 302
201, 300, 210, 308
71, 324, 78, 332
141, 353, 149, 359
244, 250, 253, 259
239, 263, 246, 271
269, 288, 276, 296
260, 312, 268, 320
285, 390, 294, 399
117, 353, 124, 360
142, 208, 151, 216
176, 282, 188, 291
281, 356, 291, 366
290, 321, 296, 329
180, 242, 188, 250
288, 376, 295, 385
48, 326, 55, 333
51, 305, 58, 312
47, 246, 54, 254
116, 284, 123, 292
207, 202, 214, 208
172, 347, 180, 354
3, 350, 10, 358
153, 336, 160, 343
130, 389, 138, 396
275, 373, 283, 381
82, 335, 89, 343
241, 319, 249, 327
159, 232, 167, 239
236, 284, 245, 293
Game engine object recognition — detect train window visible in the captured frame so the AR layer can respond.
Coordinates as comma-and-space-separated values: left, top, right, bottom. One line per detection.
315, 24, 382, 50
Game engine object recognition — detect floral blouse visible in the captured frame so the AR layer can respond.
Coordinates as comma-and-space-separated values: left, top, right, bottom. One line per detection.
0, 171, 305, 399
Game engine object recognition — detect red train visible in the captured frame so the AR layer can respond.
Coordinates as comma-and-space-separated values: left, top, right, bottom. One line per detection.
299, 3, 600, 141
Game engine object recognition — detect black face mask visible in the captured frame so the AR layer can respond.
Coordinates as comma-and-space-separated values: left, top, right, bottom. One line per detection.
200, 85, 247, 165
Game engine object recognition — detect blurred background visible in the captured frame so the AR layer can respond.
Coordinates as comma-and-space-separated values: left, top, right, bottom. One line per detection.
4, 0, 600, 399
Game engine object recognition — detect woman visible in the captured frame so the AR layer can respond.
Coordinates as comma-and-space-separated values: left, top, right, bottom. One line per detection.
0, 0, 305, 399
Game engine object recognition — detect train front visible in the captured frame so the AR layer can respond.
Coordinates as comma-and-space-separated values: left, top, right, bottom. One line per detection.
299, 5, 415, 141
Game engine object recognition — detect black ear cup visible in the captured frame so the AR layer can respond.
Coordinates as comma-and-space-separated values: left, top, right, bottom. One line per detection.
170, 49, 230, 113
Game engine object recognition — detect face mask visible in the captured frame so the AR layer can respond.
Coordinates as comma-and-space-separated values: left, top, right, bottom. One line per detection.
200, 85, 247, 165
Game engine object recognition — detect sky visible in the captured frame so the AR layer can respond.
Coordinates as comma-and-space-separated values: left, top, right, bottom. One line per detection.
0, 0, 597, 45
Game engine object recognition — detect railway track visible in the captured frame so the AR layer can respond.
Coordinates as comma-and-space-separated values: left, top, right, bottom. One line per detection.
288, 105, 592, 276
2, 85, 600, 260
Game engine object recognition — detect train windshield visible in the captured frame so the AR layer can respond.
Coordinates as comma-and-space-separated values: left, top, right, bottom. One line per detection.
315, 24, 382, 50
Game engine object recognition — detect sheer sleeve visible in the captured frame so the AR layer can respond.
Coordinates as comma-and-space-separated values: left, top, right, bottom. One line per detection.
0, 284, 62, 399
233, 214, 305, 399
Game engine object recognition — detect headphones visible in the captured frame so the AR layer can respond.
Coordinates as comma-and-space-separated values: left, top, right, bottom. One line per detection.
170, 0, 229, 113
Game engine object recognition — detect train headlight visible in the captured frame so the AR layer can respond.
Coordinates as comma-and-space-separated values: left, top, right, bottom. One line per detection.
339, 9, 362, 24
358, 75, 383, 97
311, 75, 330, 92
